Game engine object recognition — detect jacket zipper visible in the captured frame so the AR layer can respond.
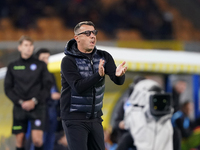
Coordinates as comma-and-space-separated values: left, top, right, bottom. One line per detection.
90, 59, 96, 118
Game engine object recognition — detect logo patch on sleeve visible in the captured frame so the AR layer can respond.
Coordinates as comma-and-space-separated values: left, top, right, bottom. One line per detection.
13, 66, 25, 70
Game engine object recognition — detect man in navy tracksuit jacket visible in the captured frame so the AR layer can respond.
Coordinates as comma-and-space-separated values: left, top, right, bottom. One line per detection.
4, 36, 52, 150
61, 21, 127, 150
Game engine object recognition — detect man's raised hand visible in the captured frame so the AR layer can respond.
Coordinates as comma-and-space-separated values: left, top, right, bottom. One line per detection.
99, 59, 105, 77
115, 61, 127, 77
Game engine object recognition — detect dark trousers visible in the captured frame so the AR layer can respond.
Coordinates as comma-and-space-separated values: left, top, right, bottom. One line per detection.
173, 127, 181, 150
62, 120, 105, 150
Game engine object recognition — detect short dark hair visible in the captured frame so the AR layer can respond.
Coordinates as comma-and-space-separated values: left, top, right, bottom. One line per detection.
18, 35, 33, 45
181, 100, 191, 109
35, 48, 50, 59
74, 21, 95, 35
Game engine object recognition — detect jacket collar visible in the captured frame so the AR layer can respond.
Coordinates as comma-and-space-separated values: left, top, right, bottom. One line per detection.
64, 39, 97, 58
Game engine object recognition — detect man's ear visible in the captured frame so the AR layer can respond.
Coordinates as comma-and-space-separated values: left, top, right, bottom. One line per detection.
18, 45, 21, 52
74, 35, 79, 43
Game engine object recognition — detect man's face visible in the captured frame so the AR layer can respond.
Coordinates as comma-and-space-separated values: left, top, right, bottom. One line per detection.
75, 25, 97, 53
175, 81, 187, 94
38, 53, 50, 65
18, 40, 34, 59
183, 102, 193, 116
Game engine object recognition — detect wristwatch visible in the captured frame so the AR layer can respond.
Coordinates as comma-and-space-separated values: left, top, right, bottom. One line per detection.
32, 97, 38, 105
19, 99, 24, 105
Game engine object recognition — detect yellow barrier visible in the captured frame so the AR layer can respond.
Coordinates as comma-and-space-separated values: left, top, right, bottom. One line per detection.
0, 80, 13, 139
115, 60, 200, 74
102, 92, 122, 130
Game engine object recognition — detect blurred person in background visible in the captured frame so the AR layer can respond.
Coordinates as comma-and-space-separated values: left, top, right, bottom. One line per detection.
35, 48, 61, 150
53, 131, 69, 150
61, 21, 127, 150
171, 79, 187, 150
172, 79, 187, 113
171, 100, 200, 149
26, 48, 68, 150
104, 127, 118, 150
124, 79, 173, 150
4, 36, 53, 150
172, 101, 195, 138
113, 76, 146, 150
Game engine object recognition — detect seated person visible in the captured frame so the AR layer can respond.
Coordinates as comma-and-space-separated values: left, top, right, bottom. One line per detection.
104, 127, 118, 150
171, 101, 200, 150
171, 101, 195, 138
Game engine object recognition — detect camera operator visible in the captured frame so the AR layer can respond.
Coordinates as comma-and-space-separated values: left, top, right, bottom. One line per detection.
124, 79, 173, 150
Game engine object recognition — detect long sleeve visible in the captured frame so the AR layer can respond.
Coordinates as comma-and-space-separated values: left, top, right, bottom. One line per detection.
4, 58, 53, 105
61, 55, 102, 94
4, 64, 21, 106
34, 64, 53, 104
104, 51, 125, 85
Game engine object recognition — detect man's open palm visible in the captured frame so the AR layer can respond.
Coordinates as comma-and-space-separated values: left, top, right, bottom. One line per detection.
116, 61, 127, 77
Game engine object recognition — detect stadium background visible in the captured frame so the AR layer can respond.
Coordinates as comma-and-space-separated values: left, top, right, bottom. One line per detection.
1, 0, 200, 149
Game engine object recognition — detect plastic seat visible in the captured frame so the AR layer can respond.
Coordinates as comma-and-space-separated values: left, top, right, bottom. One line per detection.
116, 29, 143, 41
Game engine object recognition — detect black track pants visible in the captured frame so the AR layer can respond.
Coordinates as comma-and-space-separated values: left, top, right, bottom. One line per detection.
62, 120, 105, 150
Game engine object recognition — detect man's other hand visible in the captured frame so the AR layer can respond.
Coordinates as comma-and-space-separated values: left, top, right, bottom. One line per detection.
116, 61, 127, 77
